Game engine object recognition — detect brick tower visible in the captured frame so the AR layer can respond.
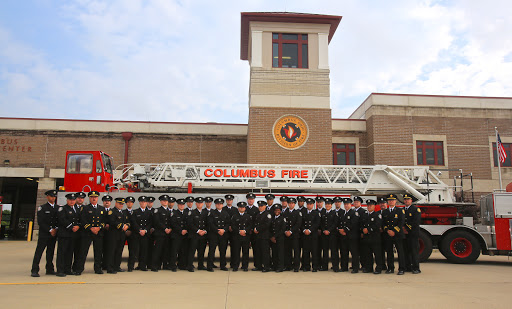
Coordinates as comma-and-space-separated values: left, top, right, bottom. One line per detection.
240, 12, 342, 164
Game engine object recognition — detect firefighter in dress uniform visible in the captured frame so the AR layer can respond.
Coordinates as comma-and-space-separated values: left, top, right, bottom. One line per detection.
315, 196, 325, 268
132, 195, 152, 271
101, 194, 113, 270
360, 199, 383, 274
270, 204, 286, 272
245, 193, 259, 264
383, 194, 406, 275
207, 198, 230, 271
145, 196, 156, 271
124, 196, 139, 272
224, 194, 237, 269
151, 195, 173, 272
78, 191, 106, 274
56, 193, 80, 277
377, 197, 389, 271
338, 198, 360, 273
106, 197, 130, 273
231, 201, 253, 271
187, 197, 209, 272
320, 198, 339, 272
283, 197, 302, 272
31, 190, 59, 277
403, 194, 422, 274
353, 196, 368, 271
301, 198, 321, 272
170, 198, 189, 271
72, 191, 86, 274
253, 200, 272, 272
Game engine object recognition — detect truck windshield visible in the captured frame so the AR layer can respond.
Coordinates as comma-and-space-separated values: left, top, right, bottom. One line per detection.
102, 153, 114, 174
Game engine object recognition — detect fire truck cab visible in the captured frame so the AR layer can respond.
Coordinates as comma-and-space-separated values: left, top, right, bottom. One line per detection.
63, 151, 115, 193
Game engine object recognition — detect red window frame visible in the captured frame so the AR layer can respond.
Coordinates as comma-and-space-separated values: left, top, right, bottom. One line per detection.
332, 144, 356, 165
272, 33, 308, 68
416, 141, 444, 165
492, 142, 512, 167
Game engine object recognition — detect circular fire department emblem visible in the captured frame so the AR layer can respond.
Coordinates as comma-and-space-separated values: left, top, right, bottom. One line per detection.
272, 115, 309, 150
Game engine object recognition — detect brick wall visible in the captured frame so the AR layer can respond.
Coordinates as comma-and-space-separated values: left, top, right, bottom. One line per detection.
247, 107, 332, 164
250, 68, 330, 97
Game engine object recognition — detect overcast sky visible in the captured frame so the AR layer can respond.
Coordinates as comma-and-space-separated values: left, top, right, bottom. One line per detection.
0, 0, 511, 123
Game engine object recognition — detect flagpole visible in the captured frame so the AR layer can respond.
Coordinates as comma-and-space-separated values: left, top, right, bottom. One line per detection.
495, 127, 503, 191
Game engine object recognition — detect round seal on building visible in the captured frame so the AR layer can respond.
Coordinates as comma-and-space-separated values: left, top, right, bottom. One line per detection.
272, 114, 309, 150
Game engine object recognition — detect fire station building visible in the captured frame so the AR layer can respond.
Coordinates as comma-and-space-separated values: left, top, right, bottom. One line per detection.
1, 12, 512, 237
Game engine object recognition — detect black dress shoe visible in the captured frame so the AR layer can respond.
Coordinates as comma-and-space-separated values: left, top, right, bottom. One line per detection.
232, 268, 238, 272
188, 268, 195, 272
95, 270, 104, 274
276, 269, 284, 273
303, 269, 310, 272
73, 272, 82, 276
351, 270, 358, 274
65, 271, 74, 275
31, 272, 40, 277
405, 268, 412, 272
117, 269, 125, 273
171, 268, 177, 272
252, 268, 261, 271
140, 268, 148, 271
397, 270, 405, 275
312, 269, 318, 273
56, 273, 66, 277
46, 270, 56, 275
127, 268, 133, 272
242, 268, 248, 272
207, 268, 214, 272
151, 269, 158, 272
197, 266, 206, 271
262, 269, 271, 273
294, 269, 299, 272
385, 269, 394, 274
220, 267, 228, 271
333, 269, 340, 273
107, 270, 117, 274
373, 270, 382, 274
212, 264, 219, 268
362, 269, 371, 273
412, 269, 421, 274
134, 266, 140, 270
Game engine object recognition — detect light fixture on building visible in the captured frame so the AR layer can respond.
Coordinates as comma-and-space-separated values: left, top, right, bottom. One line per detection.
3, 160, 9, 166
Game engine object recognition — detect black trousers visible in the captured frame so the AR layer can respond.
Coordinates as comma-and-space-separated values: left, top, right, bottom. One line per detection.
102, 230, 111, 269
179, 237, 190, 269
284, 236, 300, 270
147, 233, 154, 269
302, 234, 318, 270
136, 233, 149, 269
271, 237, 285, 270
321, 233, 339, 271
381, 233, 388, 269
152, 235, 171, 270
31, 235, 57, 273
362, 233, 383, 271
107, 230, 125, 271
340, 236, 359, 271
79, 232, 103, 272
404, 233, 420, 271
208, 234, 228, 268
126, 232, 138, 270
231, 236, 250, 269
56, 237, 72, 274
316, 230, 323, 268
188, 235, 207, 269
385, 234, 406, 271
253, 237, 270, 270
170, 235, 187, 270
299, 235, 305, 269
72, 234, 82, 272
335, 234, 344, 270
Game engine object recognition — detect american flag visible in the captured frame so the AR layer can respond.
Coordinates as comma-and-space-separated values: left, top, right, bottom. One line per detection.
497, 133, 507, 163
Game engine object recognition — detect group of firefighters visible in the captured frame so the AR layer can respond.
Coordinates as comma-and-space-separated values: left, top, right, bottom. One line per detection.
30, 190, 422, 277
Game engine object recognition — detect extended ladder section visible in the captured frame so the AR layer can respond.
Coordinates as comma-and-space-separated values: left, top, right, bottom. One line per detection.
114, 163, 455, 204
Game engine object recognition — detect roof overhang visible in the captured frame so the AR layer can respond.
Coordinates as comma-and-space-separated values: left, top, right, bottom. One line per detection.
240, 12, 342, 60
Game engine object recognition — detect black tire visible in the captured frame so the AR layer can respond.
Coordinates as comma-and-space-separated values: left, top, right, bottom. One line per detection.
418, 230, 433, 262
440, 230, 480, 264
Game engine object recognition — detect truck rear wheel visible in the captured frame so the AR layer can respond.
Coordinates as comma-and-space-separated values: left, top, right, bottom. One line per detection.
419, 230, 433, 262
440, 230, 480, 264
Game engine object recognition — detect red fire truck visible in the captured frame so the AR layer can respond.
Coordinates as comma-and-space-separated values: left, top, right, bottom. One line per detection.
60, 150, 512, 264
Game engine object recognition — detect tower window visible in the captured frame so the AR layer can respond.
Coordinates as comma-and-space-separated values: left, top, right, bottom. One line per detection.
272, 33, 308, 68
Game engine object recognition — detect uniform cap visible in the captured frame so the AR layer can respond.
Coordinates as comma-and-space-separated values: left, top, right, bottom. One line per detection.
185, 196, 195, 202
324, 198, 333, 205
214, 198, 224, 204
306, 198, 315, 204
403, 194, 413, 200
265, 194, 275, 200
297, 196, 306, 202
288, 197, 297, 204
125, 196, 135, 203
102, 195, 113, 202
147, 196, 155, 203
115, 197, 125, 204
315, 196, 325, 202
88, 191, 100, 197
158, 195, 169, 201
65, 193, 76, 200
177, 199, 186, 205
76, 192, 86, 198
225, 194, 235, 200
246, 193, 256, 199
366, 199, 377, 205
386, 194, 397, 200
343, 198, 353, 204
237, 201, 247, 208
353, 196, 363, 203
205, 197, 214, 203
45, 190, 57, 197
169, 197, 177, 203
257, 200, 267, 207
377, 197, 387, 204
279, 196, 288, 202
333, 196, 342, 203
138, 196, 148, 202
195, 197, 204, 203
